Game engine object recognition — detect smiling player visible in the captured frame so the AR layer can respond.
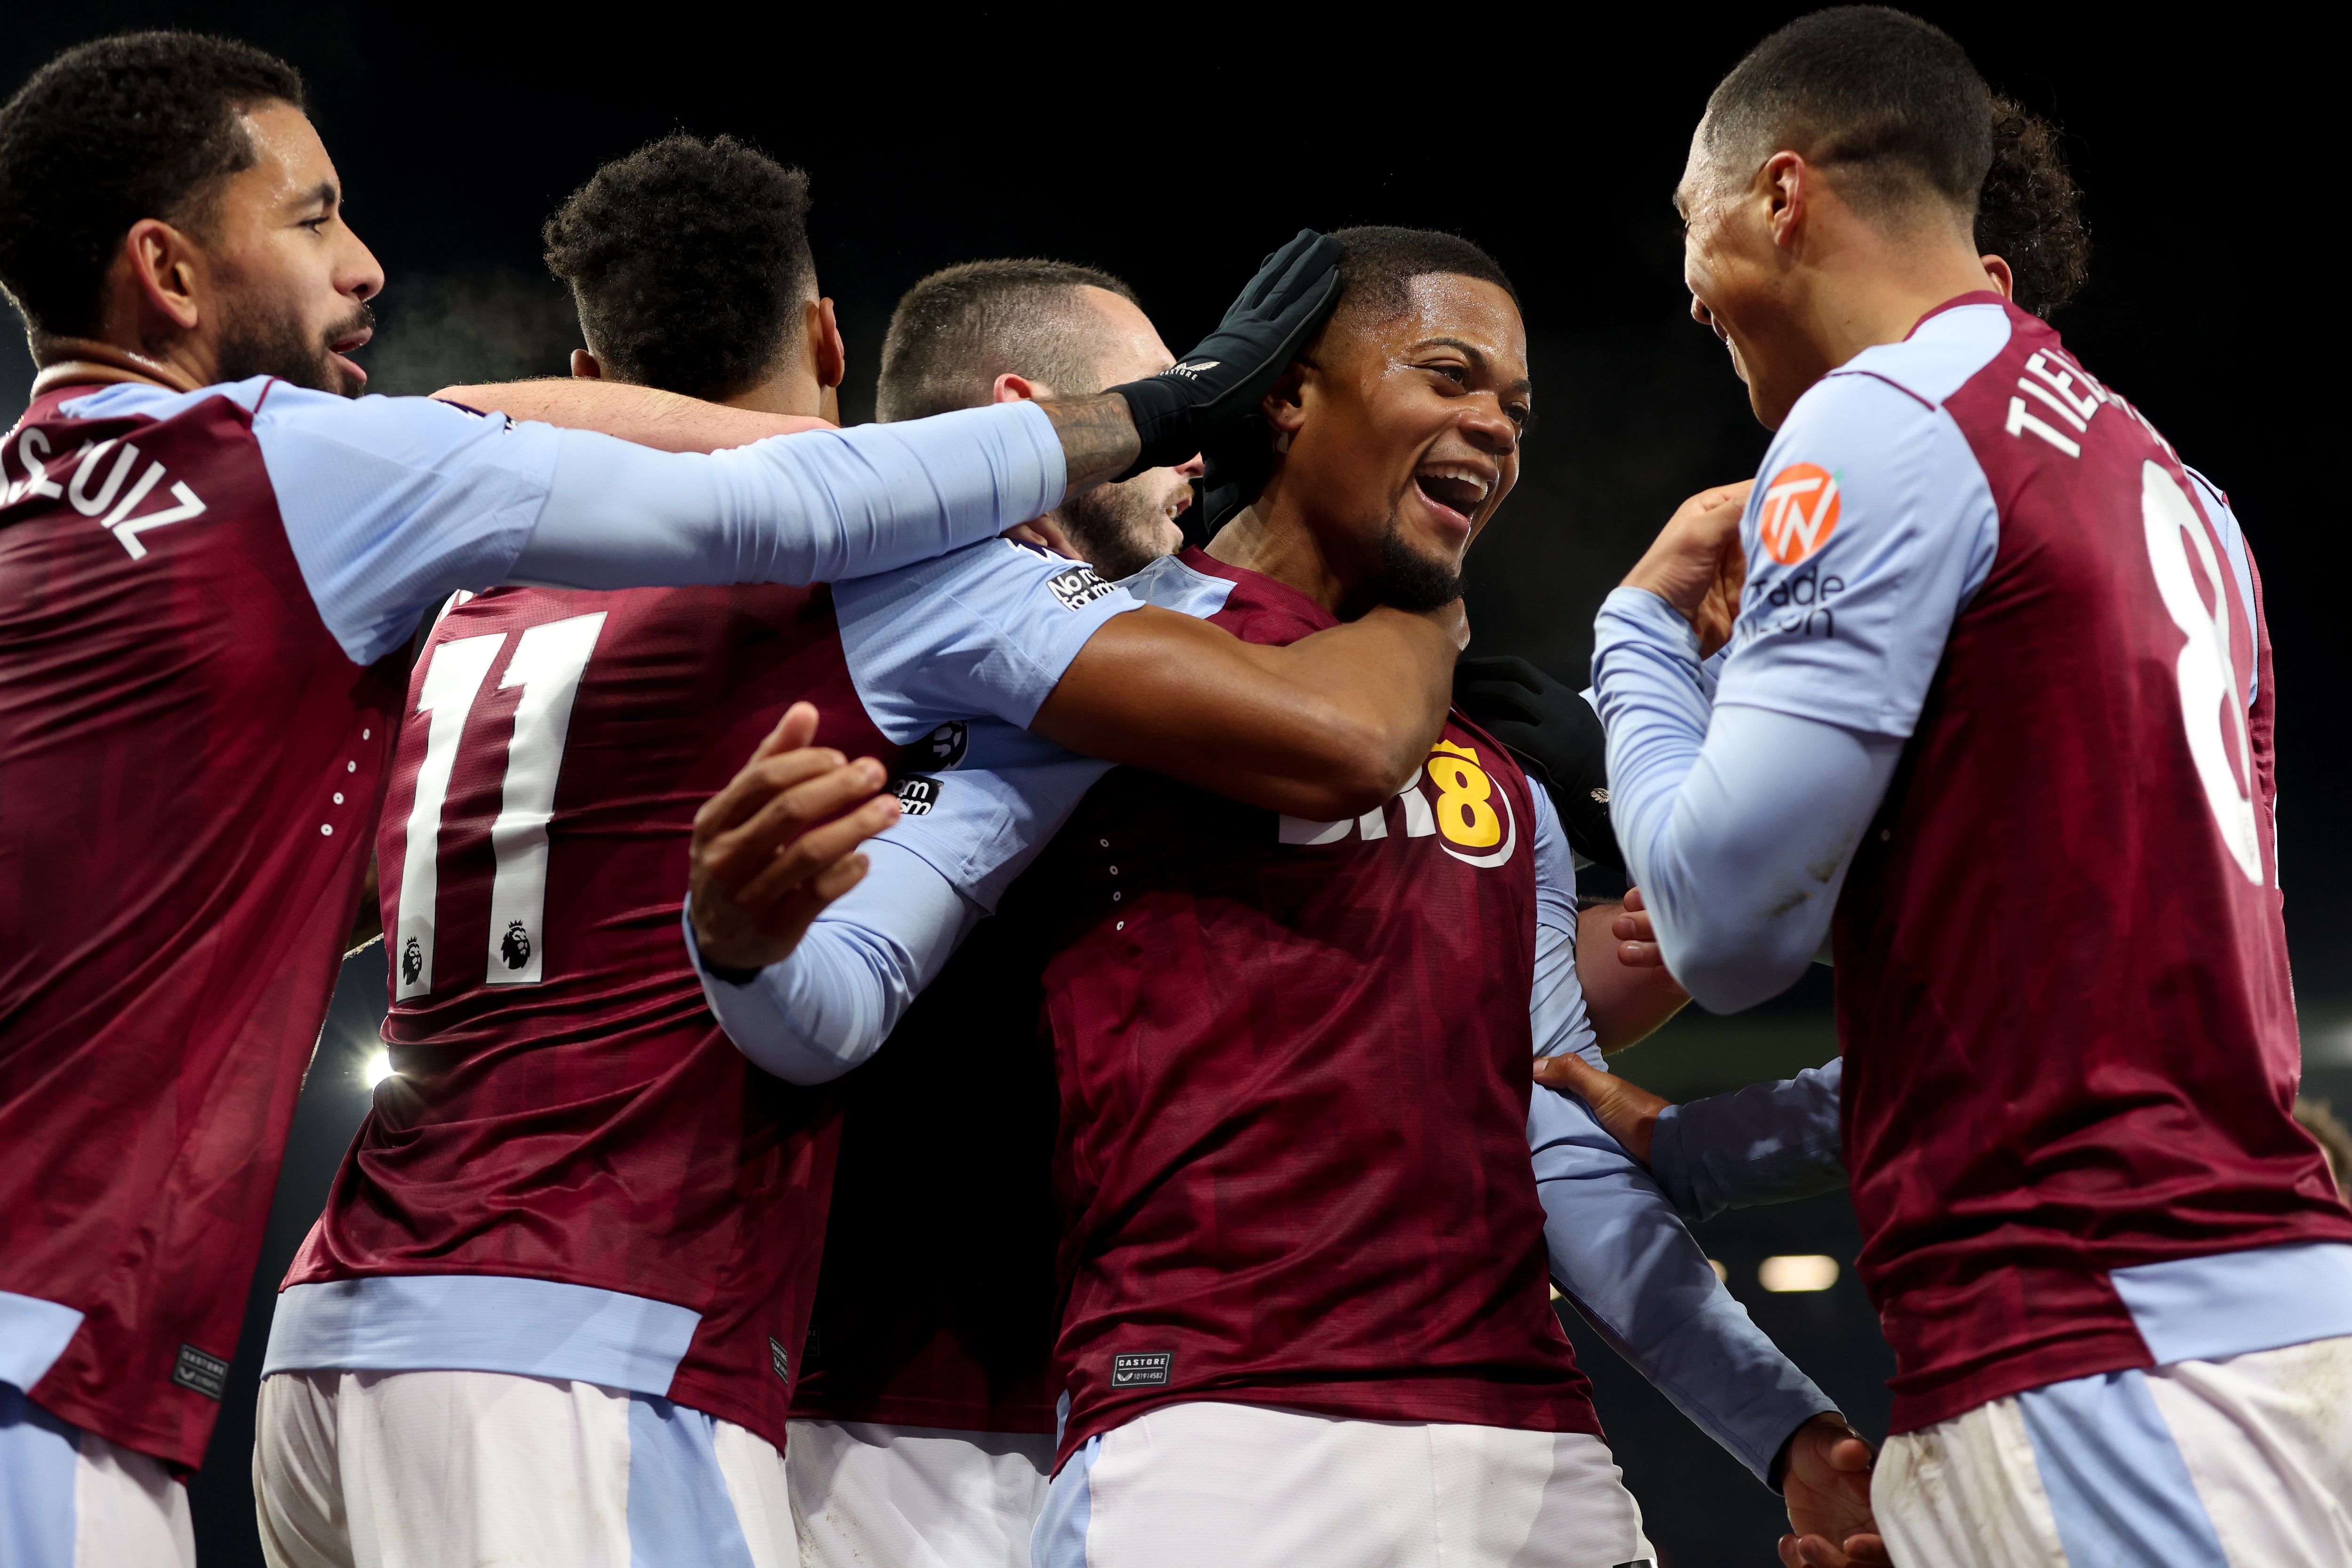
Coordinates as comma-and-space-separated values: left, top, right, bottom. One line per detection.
1596, 10, 2352, 1565
0, 33, 1237, 1564
251, 167, 1467, 1563
692, 227, 1880, 1568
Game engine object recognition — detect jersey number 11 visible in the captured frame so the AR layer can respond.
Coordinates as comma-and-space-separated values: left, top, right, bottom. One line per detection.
392, 613, 609, 999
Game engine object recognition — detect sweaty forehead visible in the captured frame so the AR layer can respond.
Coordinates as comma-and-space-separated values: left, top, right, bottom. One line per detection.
236, 101, 338, 200
1351, 273, 1526, 376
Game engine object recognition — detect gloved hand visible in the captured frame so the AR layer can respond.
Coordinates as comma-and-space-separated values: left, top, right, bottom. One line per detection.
1109, 229, 1343, 481
1454, 654, 1624, 873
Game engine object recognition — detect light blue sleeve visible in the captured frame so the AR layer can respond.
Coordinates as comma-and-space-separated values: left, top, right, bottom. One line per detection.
1593, 595, 1903, 1011
1530, 1086, 1836, 1482
684, 839, 981, 1085
233, 381, 1061, 665
1648, 1058, 1849, 1225
1523, 787, 1835, 1482
688, 749, 1111, 1079
1712, 370, 1999, 736
835, 538, 1143, 741
1590, 364, 1994, 1012
687, 550, 1242, 1080
1527, 786, 1597, 1064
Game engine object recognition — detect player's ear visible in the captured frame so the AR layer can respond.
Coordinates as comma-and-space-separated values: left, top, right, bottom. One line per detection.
120, 217, 203, 335
1764, 151, 1806, 250
1980, 255, 2015, 302
570, 350, 603, 380
991, 373, 1047, 405
811, 296, 846, 392
1261, 362, 1308, 449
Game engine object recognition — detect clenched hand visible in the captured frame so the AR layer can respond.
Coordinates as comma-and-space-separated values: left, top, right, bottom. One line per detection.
1621, 480, 1755, 658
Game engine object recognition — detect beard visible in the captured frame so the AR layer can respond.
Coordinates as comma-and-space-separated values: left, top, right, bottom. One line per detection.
1057, 470, 1188, 581
1373, 511, 1466, 611
215, 298, 373, 397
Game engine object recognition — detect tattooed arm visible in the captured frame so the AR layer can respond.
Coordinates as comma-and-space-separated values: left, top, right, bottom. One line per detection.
1040, 394, 1146, 492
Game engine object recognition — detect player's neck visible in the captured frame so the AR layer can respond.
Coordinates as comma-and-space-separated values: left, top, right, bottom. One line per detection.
1788, 218, 2001, 377
28, 335, 204, 396
720, 362, 827, 419
1204, 497, 1375, 619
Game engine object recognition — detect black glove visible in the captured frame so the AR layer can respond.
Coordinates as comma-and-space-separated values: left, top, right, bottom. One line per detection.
1108, 229, 1343, 481
1454, 654, 1625, 876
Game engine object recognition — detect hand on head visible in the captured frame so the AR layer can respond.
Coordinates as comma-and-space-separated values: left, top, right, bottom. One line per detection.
687, 703, 901, 974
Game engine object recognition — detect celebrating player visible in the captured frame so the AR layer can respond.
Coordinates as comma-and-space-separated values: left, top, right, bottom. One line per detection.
694, 227, 1880, 1568
1595, 9, 2352, 1565
1533, 91, 2131, 1224
784, 258, 1198, 1568
0, 35, 1413, 1566
250, 140, 1462, 1565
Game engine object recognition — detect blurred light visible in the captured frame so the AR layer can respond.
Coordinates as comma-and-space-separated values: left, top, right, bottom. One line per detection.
1708, 1259, 1729, 1285
365, 1051, 394, 1088
1759, 1254, 1839, 1293
1549, 1283, 1562, 1300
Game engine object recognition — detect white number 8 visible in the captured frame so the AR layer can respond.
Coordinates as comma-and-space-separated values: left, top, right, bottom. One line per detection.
2139, 462, 2262, 885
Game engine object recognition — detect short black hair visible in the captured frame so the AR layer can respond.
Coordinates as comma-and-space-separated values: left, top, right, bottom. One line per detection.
1976, 95, 2090, 318
876, 259, 1139, 422
1703, 7, 1992, 220
543, 135, 814, 401
1326, 226, 1517, 330
0, 32, 305, 337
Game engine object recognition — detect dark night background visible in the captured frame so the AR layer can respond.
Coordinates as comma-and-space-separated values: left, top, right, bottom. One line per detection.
4, 8, 2342, 1565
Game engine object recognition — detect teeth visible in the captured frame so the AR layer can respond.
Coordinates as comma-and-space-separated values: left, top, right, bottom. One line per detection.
1417, 463, 1493, 502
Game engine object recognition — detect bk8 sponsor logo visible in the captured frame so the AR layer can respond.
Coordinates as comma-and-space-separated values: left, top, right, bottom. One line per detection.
1278, 739, 1516, 868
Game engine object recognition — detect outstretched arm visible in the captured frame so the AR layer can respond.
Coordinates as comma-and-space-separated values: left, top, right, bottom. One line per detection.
435, 379, 835, 452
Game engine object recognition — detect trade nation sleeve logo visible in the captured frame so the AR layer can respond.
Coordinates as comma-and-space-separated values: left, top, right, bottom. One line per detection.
1758, 463, 1841, 565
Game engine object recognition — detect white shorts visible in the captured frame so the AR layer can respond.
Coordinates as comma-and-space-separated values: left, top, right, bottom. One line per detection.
0, 1380, 193, 1568
1874, 1334, 2352, 1567
253, 1368, 795, 1568
1035, 1401, 1654, 1568
787, 1417, 1055, 1568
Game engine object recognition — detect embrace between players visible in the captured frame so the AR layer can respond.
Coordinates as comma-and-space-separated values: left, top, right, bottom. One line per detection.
0, 9, 2345, 1568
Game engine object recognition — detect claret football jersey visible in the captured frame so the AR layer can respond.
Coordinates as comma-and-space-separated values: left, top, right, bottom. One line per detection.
1707, 295, 2352, 1430
270, 540, 1139, 1456
0, 373, 1070, 1468
993, 551, 1597, 1467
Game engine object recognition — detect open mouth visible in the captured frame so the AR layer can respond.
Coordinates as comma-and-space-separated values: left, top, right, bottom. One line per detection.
1166, 486, 1193, 523
329, 326, 373, 387
1413, 462, 1494, 533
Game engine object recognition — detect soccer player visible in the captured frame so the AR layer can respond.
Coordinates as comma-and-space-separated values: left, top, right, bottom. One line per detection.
1595, 10, 2352, 1565
873, 259, 1204, 579
695, 227, 1883, 1568
1531, 88, 2122, 1217
0, 38, 1379, 1566
251, 143, 1460, 1566
780, 258, 1193, 1567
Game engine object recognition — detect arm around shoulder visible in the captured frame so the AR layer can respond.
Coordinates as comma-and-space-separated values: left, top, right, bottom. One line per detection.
1027, 601, 1462, 820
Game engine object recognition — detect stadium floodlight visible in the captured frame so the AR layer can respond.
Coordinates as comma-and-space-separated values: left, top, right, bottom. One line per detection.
1708, 1259, 1729, 1284
365, 1051, 394, 1088
1757, 1255, 1839, 1292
